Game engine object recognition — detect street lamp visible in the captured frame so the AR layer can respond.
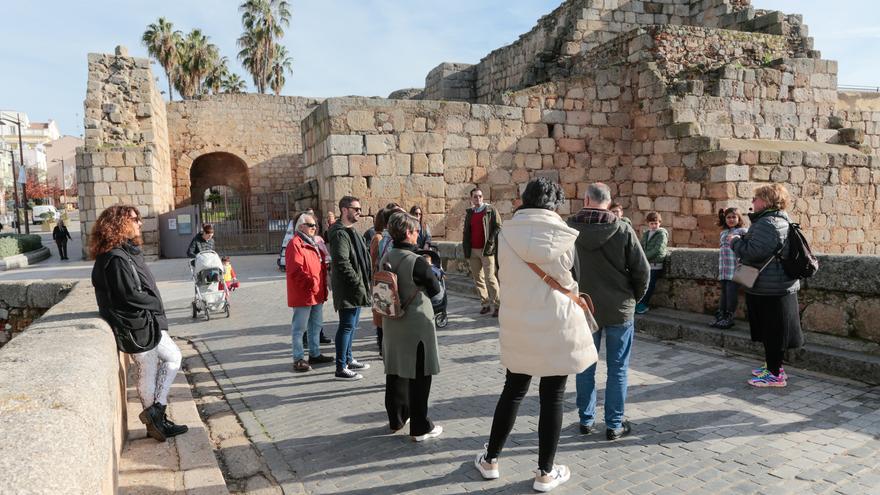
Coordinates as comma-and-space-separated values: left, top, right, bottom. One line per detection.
0, 113, 30, 234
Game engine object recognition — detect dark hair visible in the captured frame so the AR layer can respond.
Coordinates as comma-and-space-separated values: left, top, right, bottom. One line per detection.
520, 177, 565, 211
374, 206, 393, 233
609, 202, 622, 210
646, 211, 662, 223
717, 207, 744, 228
203, 223, 214, 234
339, 196, 359, 211
386, 202, 401, 209
221, 255, 231, 263
387, 212, 420, 243
470, 186, 482, 197
409, 205, 426, 227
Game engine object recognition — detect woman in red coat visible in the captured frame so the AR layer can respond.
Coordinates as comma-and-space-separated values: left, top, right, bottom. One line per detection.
286, 214, 334, 372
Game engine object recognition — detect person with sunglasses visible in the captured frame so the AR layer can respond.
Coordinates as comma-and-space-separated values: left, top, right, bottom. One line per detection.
409, 205, 432, 249
326, 196, 373, 380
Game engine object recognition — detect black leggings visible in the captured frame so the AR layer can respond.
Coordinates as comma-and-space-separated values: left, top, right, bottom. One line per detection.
719, 280, 740, 315
487, 370, 567, 472
385, 342, 434, 436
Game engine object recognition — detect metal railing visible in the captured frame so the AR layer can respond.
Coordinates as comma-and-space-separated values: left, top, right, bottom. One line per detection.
839, 85, 880, 93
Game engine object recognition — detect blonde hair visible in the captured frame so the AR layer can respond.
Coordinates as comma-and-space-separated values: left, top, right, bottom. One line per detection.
754, 184, 790, 210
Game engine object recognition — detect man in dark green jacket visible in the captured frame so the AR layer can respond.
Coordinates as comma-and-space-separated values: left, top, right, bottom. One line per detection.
567, 182, 650, 441
462, 186, 502, 317
327, 196, 372, 381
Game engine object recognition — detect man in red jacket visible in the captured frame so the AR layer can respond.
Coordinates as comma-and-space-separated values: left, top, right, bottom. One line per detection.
286, 213, 334, 372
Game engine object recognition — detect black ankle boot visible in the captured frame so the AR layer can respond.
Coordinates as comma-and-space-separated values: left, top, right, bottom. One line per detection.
157, 403, 189, 437
138, 403, 167, 442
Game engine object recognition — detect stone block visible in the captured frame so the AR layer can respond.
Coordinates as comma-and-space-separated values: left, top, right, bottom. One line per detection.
347, 111, 375, 131
350, 155, 377, 176
365, 135, 395, 155
759, 151, 781, 164
399, 132, 444, 154
443, 150, 476, 169
327, 135, 364, 155
654, 196, 681, 212
557, 139, 585, 153
428, 154, 444, 174
517, 138, 540, 154
709, 165, 749, 182
106, 152, 124, 167
801, 301, 848, 336
412, 154, 428, 174
445, 134, 470, 149
853, 299, 880, 342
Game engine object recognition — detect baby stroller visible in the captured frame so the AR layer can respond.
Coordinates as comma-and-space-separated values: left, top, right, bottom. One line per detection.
190, 250, 230, 321
417, 249, 448, 328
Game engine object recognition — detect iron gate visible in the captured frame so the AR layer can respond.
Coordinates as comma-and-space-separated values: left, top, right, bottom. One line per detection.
198, 183, 318, 255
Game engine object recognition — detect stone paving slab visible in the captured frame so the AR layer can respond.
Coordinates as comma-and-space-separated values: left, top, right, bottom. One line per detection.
157, 255, 880, 495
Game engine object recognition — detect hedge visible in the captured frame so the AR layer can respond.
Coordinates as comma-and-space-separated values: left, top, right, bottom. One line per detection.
0, 234, 43, 258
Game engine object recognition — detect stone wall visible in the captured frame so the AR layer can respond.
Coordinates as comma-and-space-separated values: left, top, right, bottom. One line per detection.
166, 94, 322, 206
0, 281, 127, 494
654, 249, 880, 345
834, 91, 880, 157
0, 281, 74, 349
76, 46, 174, 258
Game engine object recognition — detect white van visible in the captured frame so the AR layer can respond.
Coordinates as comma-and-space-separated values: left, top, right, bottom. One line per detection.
32, 205, 59, 224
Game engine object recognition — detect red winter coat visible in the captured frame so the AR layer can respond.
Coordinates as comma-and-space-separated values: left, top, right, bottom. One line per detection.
286, 233, 328, 307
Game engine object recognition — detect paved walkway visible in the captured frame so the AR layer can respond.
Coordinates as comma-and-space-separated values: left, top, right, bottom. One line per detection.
156, 255, 880, 495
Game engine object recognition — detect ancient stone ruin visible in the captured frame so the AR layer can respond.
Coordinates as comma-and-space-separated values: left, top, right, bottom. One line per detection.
76, 0, 880, 258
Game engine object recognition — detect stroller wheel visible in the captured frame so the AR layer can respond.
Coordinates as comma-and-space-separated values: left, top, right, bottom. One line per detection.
203, 303, 211, 321
225, 303, 230, 318
191, 301, 198, 319
435, 311, 448, 328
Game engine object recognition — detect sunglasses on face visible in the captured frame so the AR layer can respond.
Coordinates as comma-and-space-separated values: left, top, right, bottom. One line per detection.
345, 206, 362, 212
303, 222, 317, 228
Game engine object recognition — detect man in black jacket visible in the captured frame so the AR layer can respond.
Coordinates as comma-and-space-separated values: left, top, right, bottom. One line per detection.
91, 205, 189, 442
567, 183, 650, 441
187, 224, 215, 258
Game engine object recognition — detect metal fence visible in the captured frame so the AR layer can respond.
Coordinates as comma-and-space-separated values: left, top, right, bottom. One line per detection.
838, 85, 880, 93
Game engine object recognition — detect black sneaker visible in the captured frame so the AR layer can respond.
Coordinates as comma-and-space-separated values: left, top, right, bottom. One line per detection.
579, 424, 594, 435
308, 354, 334, 365
606, 420, 632, 441
334, 368, 363, 381
348, 360, 370, 371
319, 333, 332, 344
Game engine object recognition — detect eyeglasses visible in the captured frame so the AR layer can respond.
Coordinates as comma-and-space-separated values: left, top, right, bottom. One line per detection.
303, 222, 317, 228
415, 212, 422, 216
345, 206, 362, 213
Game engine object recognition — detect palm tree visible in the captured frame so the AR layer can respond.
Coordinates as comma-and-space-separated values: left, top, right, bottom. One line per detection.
221, 74, 247, 93
204, 56, 230, 95
268, 45, 293, 95
174, 29, 220, 98
142, 17, 182, 101
237, 0, 291, 94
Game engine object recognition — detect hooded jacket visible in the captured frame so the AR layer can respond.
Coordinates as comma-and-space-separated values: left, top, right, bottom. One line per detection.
327, 220, 372, 310
567, 210, 651, 327
497, 208, 598, 377
732, 209, 800, 296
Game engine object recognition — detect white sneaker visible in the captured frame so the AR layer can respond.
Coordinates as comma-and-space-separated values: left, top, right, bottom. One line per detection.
533, 465, 570, 492
412, 425, 443, 442
474, 444, 499, 479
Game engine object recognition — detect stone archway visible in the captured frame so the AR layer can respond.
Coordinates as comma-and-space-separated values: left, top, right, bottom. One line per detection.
189, 152, 250, 207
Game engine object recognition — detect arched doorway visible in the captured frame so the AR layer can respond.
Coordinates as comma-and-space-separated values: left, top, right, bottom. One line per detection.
189, 152, 250, 209
190, 152, 260, 253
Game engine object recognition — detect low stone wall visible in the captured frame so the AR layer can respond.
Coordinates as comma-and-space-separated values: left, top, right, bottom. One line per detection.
0, 281, 74, 349
0, 281, 127, 494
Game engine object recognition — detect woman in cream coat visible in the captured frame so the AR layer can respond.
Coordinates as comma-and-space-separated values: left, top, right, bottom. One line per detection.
473, 177, 598, 493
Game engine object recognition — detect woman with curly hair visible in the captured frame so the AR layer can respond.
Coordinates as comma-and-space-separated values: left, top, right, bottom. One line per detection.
90, 205, 188, 442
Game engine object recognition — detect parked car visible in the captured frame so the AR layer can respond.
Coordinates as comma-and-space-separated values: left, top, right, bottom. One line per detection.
32, 205, 59, 224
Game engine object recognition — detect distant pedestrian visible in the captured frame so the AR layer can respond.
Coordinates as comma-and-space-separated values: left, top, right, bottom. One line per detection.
187, 224, 215, 258
635, 212, 668, 314
90, 205, 188, 442
711, 208, 748, 329
286, 213, 333, 372
409, 205, 432, 249
568, 182, 650, 441
327, 196, 372, 381
474, 178, 597, 493
381, 211, 443, 441
323, 211, 336, 234
731, 184, 803, 387
463, 187, 501, 317
53, 219, 73, 260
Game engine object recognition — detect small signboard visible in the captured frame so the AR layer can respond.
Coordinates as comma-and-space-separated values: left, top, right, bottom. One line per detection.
177, 214, 192, 235
168, 218, 177, 230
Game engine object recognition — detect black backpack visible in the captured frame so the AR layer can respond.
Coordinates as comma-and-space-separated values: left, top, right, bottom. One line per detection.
780, 222, 819, 279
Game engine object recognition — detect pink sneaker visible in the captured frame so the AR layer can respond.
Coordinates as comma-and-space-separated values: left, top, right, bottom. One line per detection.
748, 372, 787, 388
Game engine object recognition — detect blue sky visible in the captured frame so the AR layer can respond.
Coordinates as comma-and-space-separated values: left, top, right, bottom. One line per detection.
1, 0, 878, 136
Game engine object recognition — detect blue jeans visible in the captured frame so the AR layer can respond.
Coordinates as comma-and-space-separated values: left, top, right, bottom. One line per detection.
335, 307, 362, 371
291, 304, 324, 361
575, 320, 634, 430
638, 269, 663, 306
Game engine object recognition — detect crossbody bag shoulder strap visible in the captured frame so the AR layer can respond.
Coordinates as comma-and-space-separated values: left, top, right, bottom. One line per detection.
380, 250, 420, 310
524, 262, 595, 315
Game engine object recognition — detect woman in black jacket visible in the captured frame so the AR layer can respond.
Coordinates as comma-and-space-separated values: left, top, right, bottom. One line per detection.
91, 205, 188, 442
731, 184, 803, 388
52, 219, 73, 260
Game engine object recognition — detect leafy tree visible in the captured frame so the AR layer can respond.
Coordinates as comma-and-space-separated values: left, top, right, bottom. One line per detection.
221, 73, 247, 93
174, 29, 221, 99
204, 56, 231, 95
142, 17, 183, 101
237, 0, 291, 94
269, 45, 293, 95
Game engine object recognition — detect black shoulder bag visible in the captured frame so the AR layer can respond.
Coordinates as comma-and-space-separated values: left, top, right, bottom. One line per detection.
105, 251, 161, 354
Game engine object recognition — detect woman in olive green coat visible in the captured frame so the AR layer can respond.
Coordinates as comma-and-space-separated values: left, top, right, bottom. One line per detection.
381, 211, 443, 442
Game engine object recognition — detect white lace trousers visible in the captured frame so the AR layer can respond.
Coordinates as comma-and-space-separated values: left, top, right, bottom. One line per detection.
132, 331, 182, 408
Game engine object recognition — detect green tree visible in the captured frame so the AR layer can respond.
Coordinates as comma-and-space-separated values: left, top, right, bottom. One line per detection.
221, 73, 247, 93
174, 29, 221, 99
142, 17, 182, 101
269, 45, 293, 95
237, 0, 291, 94
204, 56, 231, 95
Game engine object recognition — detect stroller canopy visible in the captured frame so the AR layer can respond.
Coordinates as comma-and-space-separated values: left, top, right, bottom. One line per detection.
194, 251, 223, 275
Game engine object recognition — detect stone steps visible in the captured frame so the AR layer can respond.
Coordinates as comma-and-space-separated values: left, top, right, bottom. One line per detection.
445, 274, 880, 385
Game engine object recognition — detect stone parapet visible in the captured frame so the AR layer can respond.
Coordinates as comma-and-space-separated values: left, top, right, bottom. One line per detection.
0, 281, 127, 494
0, 280, 74, 348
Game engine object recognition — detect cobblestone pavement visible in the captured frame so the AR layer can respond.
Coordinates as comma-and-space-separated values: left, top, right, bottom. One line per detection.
159, 255, 880, 495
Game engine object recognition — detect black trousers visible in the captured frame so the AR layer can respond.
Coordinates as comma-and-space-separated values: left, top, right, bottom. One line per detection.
56, 241, 68, 259
719, 280, 740, 315
385, 342, 433, 436
746, 292, 803, 376
487, 370, 568, 473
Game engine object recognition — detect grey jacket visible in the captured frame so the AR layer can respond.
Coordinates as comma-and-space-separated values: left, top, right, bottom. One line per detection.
732, 209, 800, 296
567, 212, 651, 327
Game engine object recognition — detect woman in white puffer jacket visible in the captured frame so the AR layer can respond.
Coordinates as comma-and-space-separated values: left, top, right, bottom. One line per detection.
473, 177, 598, 493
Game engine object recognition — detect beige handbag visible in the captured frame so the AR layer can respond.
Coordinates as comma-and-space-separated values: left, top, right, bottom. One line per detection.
732, 256, 775, 289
